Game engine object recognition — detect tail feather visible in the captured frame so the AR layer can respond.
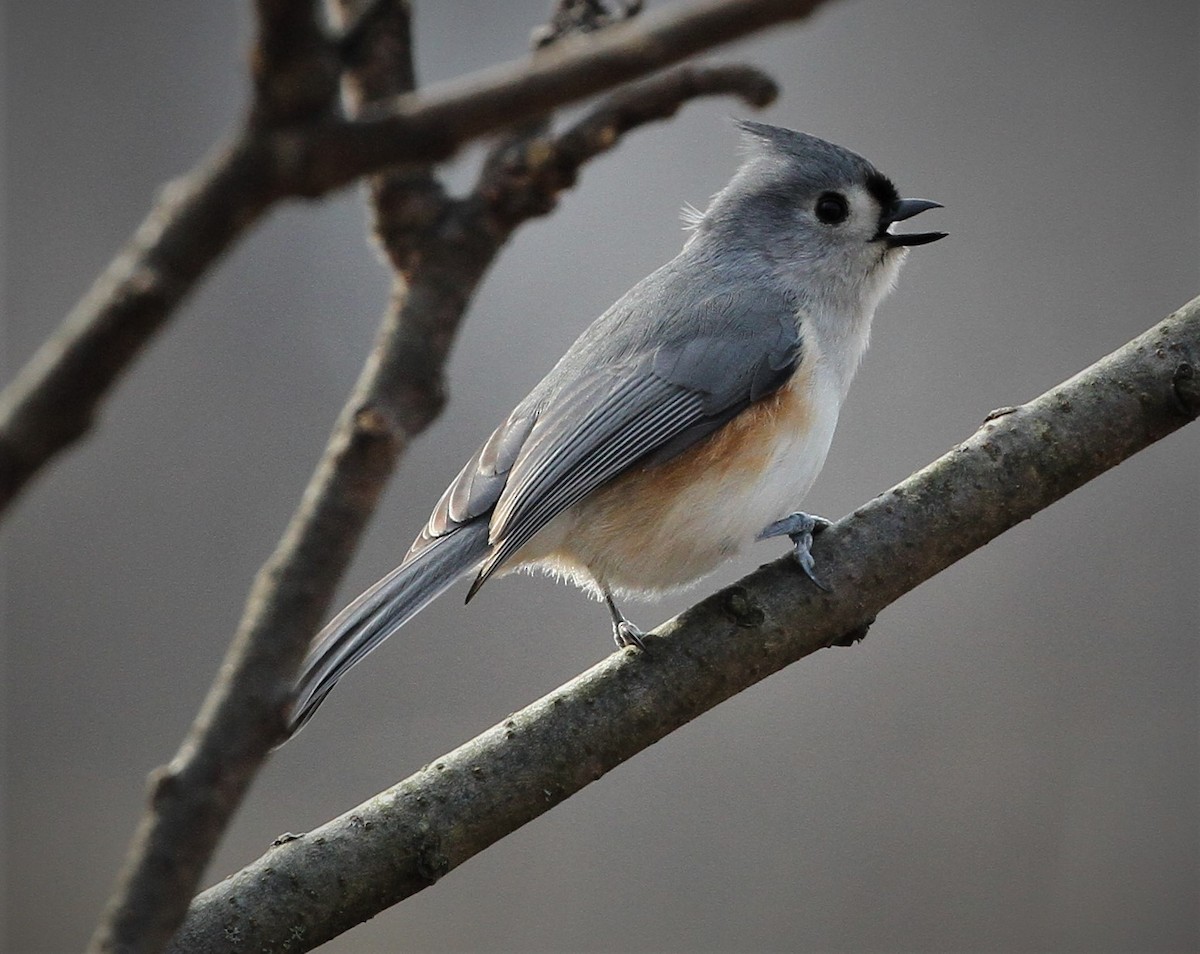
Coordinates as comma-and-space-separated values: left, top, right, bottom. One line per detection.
286, 522, 490, 737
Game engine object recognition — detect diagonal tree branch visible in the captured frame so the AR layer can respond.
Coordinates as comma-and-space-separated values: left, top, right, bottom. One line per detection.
0, 140, 277, 510
81, 8, 339, 952
295, 0, 827, 188
249, 0, 340, 126
85, 3, 784, 952
167, 297, 1199, 952
0, 0, 830, 518
477, 62, 778, 228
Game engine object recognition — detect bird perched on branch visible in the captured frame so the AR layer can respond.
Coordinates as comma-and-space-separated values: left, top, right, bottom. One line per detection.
286, 120, 944, 737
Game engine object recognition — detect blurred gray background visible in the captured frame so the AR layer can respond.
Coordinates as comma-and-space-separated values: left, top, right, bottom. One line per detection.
3, 1, 1198, 951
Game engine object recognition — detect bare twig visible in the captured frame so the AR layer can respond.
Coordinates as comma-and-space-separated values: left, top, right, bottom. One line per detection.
0, 0, 829, 517
249, 0, 339, 125
82, 4, 432, 952
533, 0, 644, 50
479, 63, 778, 227
166, 295, 1200, 952
81, 9, 338, 949
0, 141, 276, 512
84, 4, 785, 953
299, 0, 825, 189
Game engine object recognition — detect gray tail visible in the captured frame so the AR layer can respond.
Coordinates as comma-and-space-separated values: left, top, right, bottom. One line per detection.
285, 522, 490, 738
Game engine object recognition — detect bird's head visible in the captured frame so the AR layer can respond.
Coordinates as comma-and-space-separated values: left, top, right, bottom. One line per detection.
692, 120, 945, 313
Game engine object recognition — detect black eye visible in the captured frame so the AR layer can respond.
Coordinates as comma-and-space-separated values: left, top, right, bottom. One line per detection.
815, 192, 849, 225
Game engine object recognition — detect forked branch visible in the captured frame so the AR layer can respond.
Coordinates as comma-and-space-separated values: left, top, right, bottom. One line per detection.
84, 3, 789, 953
0, 0, 829, 516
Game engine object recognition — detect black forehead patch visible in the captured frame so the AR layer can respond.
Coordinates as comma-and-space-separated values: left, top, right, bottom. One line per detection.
866, 172, 899, 210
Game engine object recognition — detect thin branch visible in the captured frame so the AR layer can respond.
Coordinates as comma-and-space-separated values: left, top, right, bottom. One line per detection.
299, 0, 827, 190
0, 140, 277, 511
249, 0, 339, 126
85, 5, 783, 953
167, 297, 1200, 952
83, 4, 428, 951
479, 63, 778, 228
0, 0, 830, 517
532, 0, 644, 50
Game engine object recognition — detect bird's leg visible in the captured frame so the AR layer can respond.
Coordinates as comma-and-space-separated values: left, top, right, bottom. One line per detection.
604, 590, 647, 650
758, 512, 832, 591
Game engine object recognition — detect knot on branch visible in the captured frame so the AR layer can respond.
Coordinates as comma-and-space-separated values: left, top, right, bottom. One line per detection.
723, 587, 766, 628
413, 833, 452, 887
148, 763, 181, 808
1171, 362, 1198, 418
371, 178, 451, 273
477, 137, 572, 229
249, 7, 341, 128
532, 0, 643, 49
349, 403, 414, 458
827, 617, 874, 648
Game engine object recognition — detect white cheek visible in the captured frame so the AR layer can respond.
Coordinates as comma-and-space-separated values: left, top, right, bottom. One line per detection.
867, 247, 907, 313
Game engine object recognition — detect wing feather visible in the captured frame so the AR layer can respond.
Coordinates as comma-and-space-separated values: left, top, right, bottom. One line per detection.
414, 274, 804, 595
472, 323, 800, 589
482, 378, 703, 572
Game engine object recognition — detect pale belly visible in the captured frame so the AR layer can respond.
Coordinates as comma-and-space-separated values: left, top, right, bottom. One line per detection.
509, 361, 841, 599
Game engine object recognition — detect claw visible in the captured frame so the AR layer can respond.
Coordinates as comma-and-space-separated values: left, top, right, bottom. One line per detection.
605, 591, 647, 650
758, 511, 832, 591
758, 512, 831, 541
613, 619, 647, 650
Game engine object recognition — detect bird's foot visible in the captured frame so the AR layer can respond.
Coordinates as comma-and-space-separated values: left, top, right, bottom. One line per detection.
605, 591, 647, 650
612, 619, 647, 650
758, 511, 832, 591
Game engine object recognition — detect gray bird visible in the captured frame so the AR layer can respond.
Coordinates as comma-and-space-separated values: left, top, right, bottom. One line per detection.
286, 120, 944, 737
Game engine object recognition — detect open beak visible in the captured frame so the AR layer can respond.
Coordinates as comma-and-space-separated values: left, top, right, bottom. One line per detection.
881, 198, 946, 248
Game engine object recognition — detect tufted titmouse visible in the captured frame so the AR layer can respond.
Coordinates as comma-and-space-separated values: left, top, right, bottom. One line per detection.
286, 121, 944, 736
